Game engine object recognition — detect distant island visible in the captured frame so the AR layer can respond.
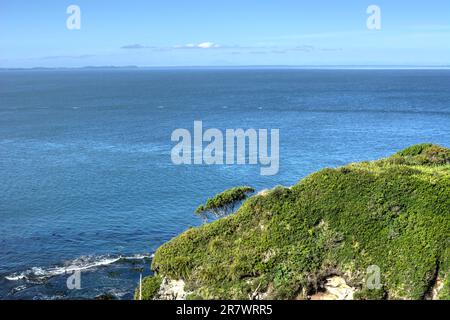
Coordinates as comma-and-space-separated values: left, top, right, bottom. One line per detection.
137, 144, 450, 300
0, 66, 140, 71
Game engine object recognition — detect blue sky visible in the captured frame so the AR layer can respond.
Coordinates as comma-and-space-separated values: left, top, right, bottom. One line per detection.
1, 0, 449, 67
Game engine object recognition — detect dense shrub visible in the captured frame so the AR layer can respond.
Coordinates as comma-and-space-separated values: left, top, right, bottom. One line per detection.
195, 186, 255, 221
389, 143, 450, 165
150, 145, 450, 300
135, 275, 162, 300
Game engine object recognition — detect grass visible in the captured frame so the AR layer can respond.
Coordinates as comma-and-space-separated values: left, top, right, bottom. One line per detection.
142, 144, 450, 300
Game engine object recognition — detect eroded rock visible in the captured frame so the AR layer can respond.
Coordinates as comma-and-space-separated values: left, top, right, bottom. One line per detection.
156, 278, 188, 300
310, 276, 355, 300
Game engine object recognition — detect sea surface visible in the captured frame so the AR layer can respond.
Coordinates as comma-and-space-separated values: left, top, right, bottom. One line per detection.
0, 69, 449, 299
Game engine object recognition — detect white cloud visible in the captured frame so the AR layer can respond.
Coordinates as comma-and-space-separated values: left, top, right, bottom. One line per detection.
174, 42, 220, 49
197, 42, 219, 49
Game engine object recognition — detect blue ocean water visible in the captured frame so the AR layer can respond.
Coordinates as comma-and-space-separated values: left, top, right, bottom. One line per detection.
0, 69, 449, 299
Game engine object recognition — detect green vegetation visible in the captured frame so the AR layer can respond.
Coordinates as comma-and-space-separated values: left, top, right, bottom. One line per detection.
388, 143, 450, 166
195, 186, 255, 222
142, 144, 450, 300
134, 275, 162, 300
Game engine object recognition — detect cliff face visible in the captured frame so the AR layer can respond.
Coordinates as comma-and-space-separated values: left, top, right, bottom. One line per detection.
140, 144, 450, 300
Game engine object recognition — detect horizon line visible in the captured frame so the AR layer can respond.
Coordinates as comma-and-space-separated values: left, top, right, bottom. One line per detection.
1, 64, 450, 71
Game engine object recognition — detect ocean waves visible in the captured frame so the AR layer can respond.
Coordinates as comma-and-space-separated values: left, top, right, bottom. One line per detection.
5, 253, 153, 283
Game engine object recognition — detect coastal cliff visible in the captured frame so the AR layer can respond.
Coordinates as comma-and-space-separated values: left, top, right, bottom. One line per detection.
138, 144, 450, 300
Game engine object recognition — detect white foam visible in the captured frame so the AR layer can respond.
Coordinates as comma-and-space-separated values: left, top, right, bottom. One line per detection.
122, 253, 154, 260
5, 253, 153, 282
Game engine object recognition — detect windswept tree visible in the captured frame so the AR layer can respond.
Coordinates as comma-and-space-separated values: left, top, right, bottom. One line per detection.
195, 186, 255, 222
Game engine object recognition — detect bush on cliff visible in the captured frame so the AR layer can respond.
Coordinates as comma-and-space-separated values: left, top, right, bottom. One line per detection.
195, 186, 255, 222
144, 144, 450, 300
134, 275, 162, 300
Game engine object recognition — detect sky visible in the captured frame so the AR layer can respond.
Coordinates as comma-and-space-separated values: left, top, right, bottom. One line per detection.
0, 0, 449, 68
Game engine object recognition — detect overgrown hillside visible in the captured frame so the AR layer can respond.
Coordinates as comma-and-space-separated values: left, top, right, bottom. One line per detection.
140, 144, 450, 300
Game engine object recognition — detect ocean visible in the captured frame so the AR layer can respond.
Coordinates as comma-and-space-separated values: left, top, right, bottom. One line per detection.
0, 69, 449, 299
